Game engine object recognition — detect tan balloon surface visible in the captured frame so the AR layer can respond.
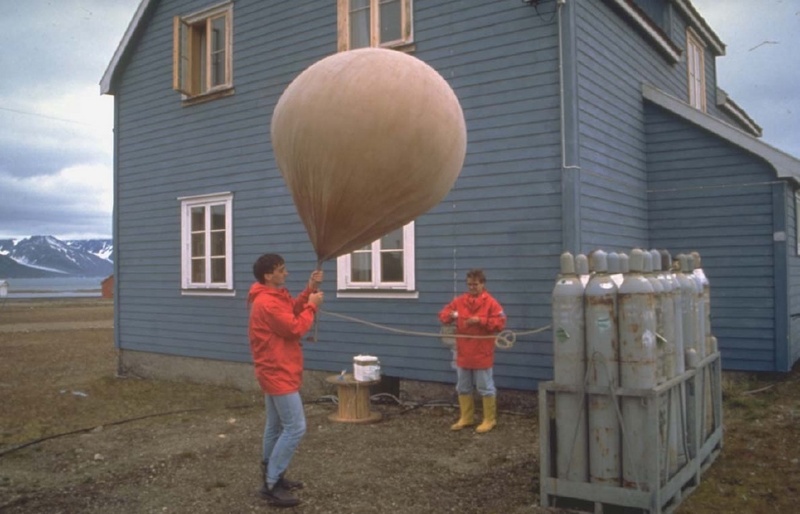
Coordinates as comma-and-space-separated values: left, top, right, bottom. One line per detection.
271, 48, 467, 263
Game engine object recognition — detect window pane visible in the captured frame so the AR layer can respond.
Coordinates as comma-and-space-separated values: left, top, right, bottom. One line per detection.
380, 227, 403, 250
381, 251, 403, 282
211, 204, 225, 230
379, 0, 401, 43
191, 206, 205, 230
191, 233, 206, 257
210, 16, 226, 87
351, 252, 372, 282
211, 257, 226, 283
350, 3, 370, 48
191, 258, 205, 282
210, 231, 225, 256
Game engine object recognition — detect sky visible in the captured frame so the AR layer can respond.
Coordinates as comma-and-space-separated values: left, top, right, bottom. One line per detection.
0, 0, 798, 241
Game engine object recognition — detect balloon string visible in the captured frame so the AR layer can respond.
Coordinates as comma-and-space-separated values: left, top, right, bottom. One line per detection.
317, 308, 551, 349
309, 259, 323, 342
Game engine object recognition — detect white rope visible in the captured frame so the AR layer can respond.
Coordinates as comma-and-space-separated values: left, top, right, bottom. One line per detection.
318, 309, 551, 349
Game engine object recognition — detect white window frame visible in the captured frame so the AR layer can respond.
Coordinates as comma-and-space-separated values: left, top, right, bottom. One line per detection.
173, 2, 233, 99
179, 192, 235, 295
686, 28, 706, 111
337, 0, 414, 52
336, 222, 417, 298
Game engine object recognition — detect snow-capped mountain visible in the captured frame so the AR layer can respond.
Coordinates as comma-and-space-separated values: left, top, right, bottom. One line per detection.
0, 236, 114, 278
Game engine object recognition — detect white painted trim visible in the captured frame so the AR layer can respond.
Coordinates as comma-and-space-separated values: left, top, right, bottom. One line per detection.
179, 192, 234, 291
336, 222, 416, 293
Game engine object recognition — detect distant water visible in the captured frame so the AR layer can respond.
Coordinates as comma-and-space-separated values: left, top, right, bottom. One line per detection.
0, 276, 104, 299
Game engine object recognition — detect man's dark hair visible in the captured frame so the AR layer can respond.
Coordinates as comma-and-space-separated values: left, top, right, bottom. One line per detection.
466, 268, 486, 284
253, 254, 285, 284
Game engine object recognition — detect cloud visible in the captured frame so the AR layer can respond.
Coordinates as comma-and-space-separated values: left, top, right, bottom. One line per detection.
693, 0, 800, 158
0, 164, 112, 239
0, 0, 136, 238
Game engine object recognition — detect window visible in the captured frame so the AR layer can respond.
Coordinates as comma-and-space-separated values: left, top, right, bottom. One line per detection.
686, 29, 706, 111
180, 192, 234, 293
173, 2, 233, 98
337, 0, 413, 52
337, 222, 416, 297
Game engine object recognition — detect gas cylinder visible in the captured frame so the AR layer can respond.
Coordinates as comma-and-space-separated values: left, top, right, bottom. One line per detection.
608, 252, 624, 288
660, 249, 684, 375
691, 252, 715, 439
584, 250, 620, 486
661, 249, 687, 473
649, 249, 680, 481
552, 252, 587, 482
686, 254, 706, 361
576, 253, 590, 287
675, 254, 699, 368
619, 252, 629, 274
618, 249, 657, 490
642, 251, 665, 385
691, 252, 712, 356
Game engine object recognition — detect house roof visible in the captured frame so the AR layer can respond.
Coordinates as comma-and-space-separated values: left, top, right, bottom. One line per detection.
672, 0, 725, 56
642, 83, 800, 184
716, 88, 762, 138
100, 0, 154, 95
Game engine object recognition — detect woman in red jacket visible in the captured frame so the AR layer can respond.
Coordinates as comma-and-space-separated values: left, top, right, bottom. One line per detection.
438, 268, 506, 433
248, 253, 323, 507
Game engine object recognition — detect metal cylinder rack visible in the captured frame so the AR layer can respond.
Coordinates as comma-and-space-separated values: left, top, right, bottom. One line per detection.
542, 249, 723, 513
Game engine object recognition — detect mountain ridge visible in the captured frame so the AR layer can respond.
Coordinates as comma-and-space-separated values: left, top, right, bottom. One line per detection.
0, 236, 114, 278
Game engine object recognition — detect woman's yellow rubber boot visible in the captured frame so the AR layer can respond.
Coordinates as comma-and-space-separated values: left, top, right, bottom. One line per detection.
476, 396, 497, 433
450, 395, 475, 431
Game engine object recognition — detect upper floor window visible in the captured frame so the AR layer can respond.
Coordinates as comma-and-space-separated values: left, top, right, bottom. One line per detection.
337, 222, 416, 297
173, 2, 233, 99
337, 0, 413, 52
686, 29, 706, 111
179, 192, 234, 293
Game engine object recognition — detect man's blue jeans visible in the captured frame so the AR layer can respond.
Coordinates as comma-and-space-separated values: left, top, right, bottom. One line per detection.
455, 367, 496, 396
263, 392, 306, 488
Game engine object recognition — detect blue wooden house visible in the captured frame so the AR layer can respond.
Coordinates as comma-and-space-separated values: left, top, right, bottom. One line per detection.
100, 0, 800, 392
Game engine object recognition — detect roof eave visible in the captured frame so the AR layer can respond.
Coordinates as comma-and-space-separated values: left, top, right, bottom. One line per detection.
100, 0, 154, 96
716, 88, 763, 138
673, 0, 726, 56
642, 83, 800, 183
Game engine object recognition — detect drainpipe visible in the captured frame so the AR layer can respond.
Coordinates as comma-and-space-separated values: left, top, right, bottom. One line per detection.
557, 0, 582, 254
111, 93, 123, 377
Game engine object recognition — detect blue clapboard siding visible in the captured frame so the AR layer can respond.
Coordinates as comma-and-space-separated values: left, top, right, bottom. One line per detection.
573, 1, 742, 252
644, 102, 780, 371
112, 0, 564, 391
787, 188, 800, 369
112, 0, 799, 385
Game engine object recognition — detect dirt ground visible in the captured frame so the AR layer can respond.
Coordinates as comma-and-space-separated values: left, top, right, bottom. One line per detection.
0, 298, 798, 513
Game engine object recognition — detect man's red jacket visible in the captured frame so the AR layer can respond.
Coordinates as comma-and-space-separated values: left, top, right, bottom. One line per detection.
248, 282, 317, 395
438, 291, 506, 369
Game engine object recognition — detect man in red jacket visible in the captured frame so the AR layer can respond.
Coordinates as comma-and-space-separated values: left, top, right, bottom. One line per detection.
438, 268, 506, 433
248, 253, 323, 508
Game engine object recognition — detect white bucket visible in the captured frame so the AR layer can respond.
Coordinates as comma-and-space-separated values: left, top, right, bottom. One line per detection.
353, 355, 380, 382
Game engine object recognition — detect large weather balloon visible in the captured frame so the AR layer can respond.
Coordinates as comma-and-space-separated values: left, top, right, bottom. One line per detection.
271, 48, 467, 263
